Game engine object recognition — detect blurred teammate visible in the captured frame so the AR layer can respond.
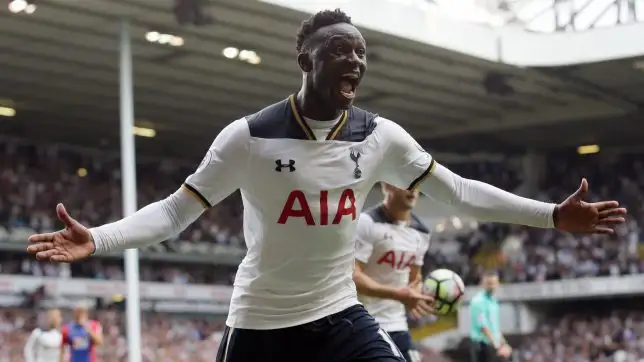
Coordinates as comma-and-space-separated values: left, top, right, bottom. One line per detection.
354, 184, 432, 362
469, 271, 511, 362
60, 303, 103, 362
24, 308, 63, 362
28, 8, 626, 362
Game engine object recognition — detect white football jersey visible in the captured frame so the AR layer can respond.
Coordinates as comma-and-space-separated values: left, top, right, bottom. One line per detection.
185, 95, 434, 329
355, 206, 431, 332
24, 328, 62, 362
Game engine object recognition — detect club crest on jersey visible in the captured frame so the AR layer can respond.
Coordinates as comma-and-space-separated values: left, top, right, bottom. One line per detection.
349, 149, 361, 179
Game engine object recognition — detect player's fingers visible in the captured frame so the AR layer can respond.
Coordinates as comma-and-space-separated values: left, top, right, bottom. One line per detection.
597, 216, 626, 225
571, 178, 588, 199
410, 309, 422, 320
415, 301, 434, 316
593, 201, 620, 211
593, 226, 614, 234
50, 254, 70, 263
27, 233, 56, 243
35, 249, 61, 261
417, 294, 434, 303
56, 203, 77, 228
26, 242, 55, 254
598, 208, 627, 218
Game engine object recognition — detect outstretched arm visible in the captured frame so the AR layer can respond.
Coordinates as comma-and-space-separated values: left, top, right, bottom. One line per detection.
28, 119, 251, 261
375, 118, 625, 233
90, 187, 205, 253
418, 162, 556, 228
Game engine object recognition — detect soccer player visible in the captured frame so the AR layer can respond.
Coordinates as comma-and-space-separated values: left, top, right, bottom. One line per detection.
60, 303, 103, 362
354, 183, 432, 362
24, 308, 63, 362
27, 8, 626, 362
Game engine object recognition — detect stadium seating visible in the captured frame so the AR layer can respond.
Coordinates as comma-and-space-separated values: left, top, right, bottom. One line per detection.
0, 308, 226, 362
515, 299, 644, 362
2, 139, 643, 288
424, 151, 644, 285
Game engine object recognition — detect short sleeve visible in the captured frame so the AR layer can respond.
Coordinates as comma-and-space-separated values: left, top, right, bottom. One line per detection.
374, 118, 436, 191
184, 118, 250, 208
470, 299, 489, 329
354, 214, 377, 263
414, 231, 432, 266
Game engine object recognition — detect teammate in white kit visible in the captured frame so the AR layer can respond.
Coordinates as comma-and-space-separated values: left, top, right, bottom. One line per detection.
354, 184, 432, 362
24, 308, 63, 362
27, 8, 626, 362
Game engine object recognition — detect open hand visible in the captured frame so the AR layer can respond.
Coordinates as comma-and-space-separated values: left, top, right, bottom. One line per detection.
555, 178, 627, 234
398, 279, 435, 319
26, 203, 96, 262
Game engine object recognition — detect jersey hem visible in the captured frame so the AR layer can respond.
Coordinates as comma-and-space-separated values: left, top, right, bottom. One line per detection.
225, 297, 360, 330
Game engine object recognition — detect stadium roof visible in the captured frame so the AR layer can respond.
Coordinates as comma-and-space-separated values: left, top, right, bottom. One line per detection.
1, 0, 643, 158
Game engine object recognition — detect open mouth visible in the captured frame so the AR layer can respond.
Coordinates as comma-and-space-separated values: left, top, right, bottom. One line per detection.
338, 73, 359, 100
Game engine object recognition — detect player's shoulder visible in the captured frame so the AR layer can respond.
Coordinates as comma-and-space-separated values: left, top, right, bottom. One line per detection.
342, 105, 379, 142
470, 291, 487, 304
362, 204, 389, 225
409, 212, 431, 235
219, 117, 251, 140
245, 97, 291, 139
371, 116, 414, 145
372, 116, 402, 131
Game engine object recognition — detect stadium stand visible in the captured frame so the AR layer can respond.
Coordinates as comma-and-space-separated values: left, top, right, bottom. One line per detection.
2, 139, 643, 288
0, 308, 226, 362
2, 138, 643, 361
424, 151, 644, 286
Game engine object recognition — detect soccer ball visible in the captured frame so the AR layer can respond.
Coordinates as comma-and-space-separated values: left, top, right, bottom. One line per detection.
422, 268, 465, 315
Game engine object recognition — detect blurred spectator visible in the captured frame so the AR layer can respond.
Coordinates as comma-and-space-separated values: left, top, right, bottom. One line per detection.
517, 299, 644, 362
0, 308, 226, 362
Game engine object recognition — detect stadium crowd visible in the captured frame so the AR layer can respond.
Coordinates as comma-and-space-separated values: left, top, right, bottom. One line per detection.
425, 152, 644, 285
1, 139, 643, 287
0, 307, 226, 362
516, 300, 644, 362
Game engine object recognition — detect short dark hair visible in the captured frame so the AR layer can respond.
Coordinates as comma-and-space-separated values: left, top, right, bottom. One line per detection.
296, 9, 352, 52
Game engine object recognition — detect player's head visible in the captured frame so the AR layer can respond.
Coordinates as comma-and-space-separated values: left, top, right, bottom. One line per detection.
73, 301, 89, 323
296, 9, 366, 111
46, 308, 62, 328
382, 183, 420, 210
482, 270, 499, 295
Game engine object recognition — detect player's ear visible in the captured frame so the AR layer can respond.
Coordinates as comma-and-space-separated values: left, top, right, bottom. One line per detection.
297, 52, 313, 72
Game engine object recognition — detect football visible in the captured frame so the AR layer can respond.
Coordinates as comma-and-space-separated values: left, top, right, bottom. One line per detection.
422, 268, 466, 315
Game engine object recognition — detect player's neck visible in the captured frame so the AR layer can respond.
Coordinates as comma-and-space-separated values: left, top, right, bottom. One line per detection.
296, 87, 343, 121
382, 202, 411, 224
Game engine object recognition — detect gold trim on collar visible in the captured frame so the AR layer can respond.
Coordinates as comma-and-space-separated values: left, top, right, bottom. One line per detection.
325, 111, 348, 141
289, 94, 315, 140
288, 94, 348, 141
